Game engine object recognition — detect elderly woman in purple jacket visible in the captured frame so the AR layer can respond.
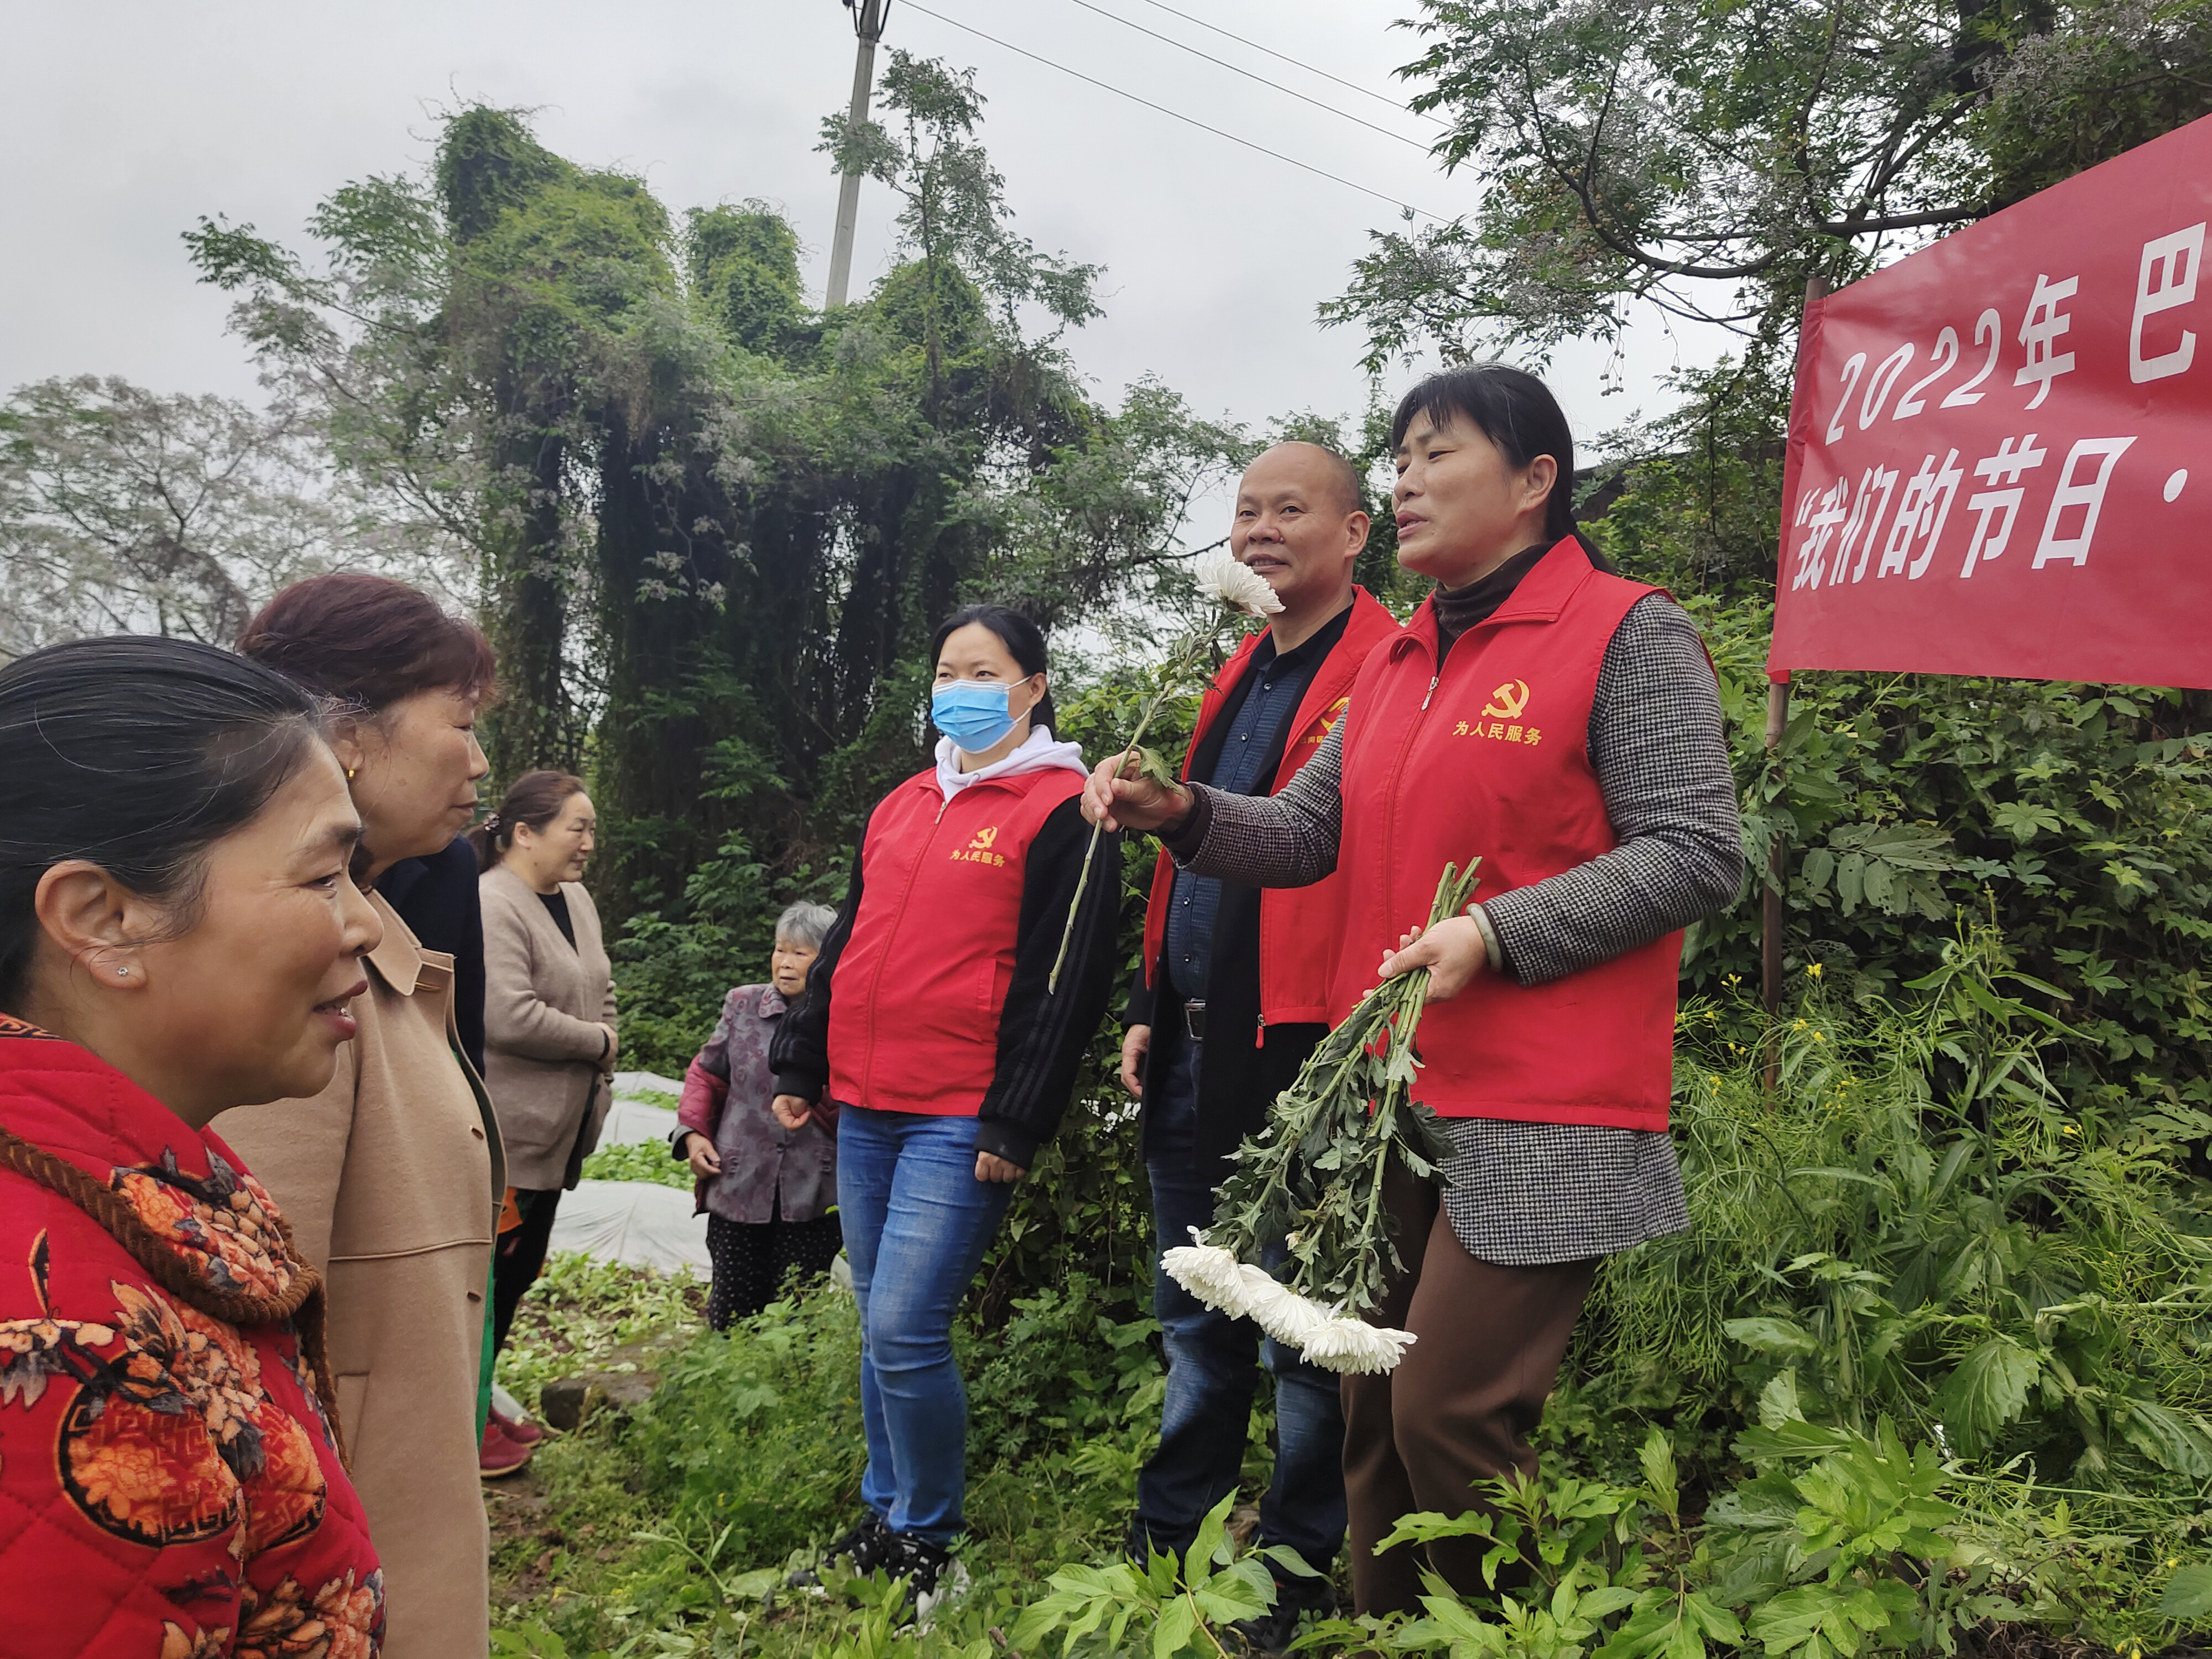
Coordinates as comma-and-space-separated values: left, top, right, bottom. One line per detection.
675, 902, 843, 1328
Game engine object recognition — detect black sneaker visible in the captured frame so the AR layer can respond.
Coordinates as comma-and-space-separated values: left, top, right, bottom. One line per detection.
874, 1530, 968, 1627
786, 1513, 888, 1588
1228, 1575, 1336, 1657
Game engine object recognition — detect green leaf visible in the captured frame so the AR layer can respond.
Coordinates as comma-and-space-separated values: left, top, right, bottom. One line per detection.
1639, 1426, 1682, 1526
1734, 1417, 1859, 1461
1860, 858, 1896, 912
1990, 801, 2063, 841
1835, 852, 1865, 914
1725, 1316, 1819, 1357
1152, 1593, 1198, 1659
1185, 1488, 1237, 1584
1256, 1543, 1322, 1579
1190, 1559, 1273, 1623
1687, 1592, 1746, 1642
1757, 1369, 1808, 1430
1132, 744, 1178, 790
1933, 1337, 2039, 1456
1800, 846, 1835, 895
1748, 1582, 1896, 1658
2158, 1563, 2212, 1620
2119, 1400, 2212, 1477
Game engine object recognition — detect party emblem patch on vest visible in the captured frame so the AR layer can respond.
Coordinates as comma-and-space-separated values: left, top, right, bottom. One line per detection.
1302, 695, 1351, 748
951, 824, 1009, 868
1457, 679, 1543, 746
1481, 679, 1531, 719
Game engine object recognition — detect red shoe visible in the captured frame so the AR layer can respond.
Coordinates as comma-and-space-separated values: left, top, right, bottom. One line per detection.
479, 1421, 534, 1478
492, 1408, 545, 1446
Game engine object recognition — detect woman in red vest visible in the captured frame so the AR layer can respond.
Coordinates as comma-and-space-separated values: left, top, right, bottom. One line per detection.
1083, 366, 1743, 1614
769, 604, 1122, 1616
0, 637, 387, 1653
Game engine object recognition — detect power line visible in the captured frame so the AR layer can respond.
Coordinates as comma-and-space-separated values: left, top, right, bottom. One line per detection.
1128, 0, 1448, 128
897, 1, 1446, 221
1063, 0, 1430, 153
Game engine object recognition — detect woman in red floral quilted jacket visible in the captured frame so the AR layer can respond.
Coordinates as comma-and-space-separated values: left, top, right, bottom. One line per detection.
0, 637, 388, 1658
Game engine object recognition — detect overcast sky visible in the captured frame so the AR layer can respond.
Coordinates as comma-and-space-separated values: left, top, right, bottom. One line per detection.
2, 1, 1726, 494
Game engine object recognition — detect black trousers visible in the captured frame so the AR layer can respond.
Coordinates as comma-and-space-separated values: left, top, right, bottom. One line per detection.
705, 1208, 843, 1329
492, 1187, 564, 1354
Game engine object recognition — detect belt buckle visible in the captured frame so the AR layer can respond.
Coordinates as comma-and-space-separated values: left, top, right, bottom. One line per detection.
1183, 1000, 1206, 1043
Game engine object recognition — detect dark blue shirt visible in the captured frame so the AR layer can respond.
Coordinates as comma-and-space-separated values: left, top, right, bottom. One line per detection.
1162, 626, 1334, 1004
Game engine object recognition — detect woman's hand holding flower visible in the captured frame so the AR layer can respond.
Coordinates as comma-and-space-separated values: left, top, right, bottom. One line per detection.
1081, 749, 1192, 835
1378, 914, 1490, 1003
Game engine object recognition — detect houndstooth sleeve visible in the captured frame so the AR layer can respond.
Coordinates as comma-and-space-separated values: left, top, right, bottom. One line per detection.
1480, 594, 1743, 985
1173, 594, 1741, 967
1171, 718, 1345, 888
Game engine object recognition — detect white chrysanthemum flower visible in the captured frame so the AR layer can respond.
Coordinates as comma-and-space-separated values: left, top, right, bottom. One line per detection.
1297, 1313, 1416, 1375
1161, 1236, 1416, 1375
1161, 1239, 1258, 1318
1194, 547, 1285, 616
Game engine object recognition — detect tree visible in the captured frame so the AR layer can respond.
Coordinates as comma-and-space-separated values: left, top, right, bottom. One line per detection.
0, 375, 459, 660
191, 79, 1246, 938
189, 116, 602, 778
1327, 0, 2212, 365
819, 53, 1104, 401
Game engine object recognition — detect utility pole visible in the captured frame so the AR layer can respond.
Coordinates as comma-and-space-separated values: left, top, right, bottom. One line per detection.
826, 0, 890, 309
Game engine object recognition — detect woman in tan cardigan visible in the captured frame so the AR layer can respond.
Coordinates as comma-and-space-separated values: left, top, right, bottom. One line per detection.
472, 771, 615, 1391
213, 573, 504, 1659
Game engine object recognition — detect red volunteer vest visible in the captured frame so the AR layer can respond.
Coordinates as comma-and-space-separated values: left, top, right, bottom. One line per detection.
1141, 588, 1404, 1035
1332, 540, 1686, 1129
829, 764, 1084, 1115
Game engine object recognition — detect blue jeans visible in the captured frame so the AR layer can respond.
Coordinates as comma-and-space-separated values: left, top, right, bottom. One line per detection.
1137, 1031, 1347, 1578
837, 1106, 1014, 1545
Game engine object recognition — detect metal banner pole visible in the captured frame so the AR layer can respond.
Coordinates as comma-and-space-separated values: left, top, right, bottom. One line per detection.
1765, 274, 1830, 1093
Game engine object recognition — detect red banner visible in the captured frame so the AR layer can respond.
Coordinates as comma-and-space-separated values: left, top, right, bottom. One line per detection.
1769, 114, 2212, 688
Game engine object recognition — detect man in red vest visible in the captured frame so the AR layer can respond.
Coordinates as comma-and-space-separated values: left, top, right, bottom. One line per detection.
1119, 441, 1401, 1648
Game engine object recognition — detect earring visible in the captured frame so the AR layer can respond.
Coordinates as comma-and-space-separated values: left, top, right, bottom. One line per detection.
346, 768, 357, 780
115, 966, 128, 977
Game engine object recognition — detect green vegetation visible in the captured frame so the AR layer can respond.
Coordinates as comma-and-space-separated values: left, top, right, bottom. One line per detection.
187, 71, 1252, 951
488, 1270, 1177, 1657
489, 921, 2212, 1656
8, 4, 2209, 1648
578, 1139, 693, 1190
1328, 0, 2212, 359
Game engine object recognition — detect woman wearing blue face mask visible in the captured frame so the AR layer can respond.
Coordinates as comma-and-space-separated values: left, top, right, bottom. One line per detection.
768, 604, 1123, 1613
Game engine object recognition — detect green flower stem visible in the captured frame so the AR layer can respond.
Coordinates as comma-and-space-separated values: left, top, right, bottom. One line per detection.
1046, 624, 1220, 995
1202, 859, 1481, 1317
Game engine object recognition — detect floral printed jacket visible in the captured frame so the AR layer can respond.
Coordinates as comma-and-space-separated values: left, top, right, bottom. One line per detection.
675, 985, 837, 1225
0, 1016, 382, 1658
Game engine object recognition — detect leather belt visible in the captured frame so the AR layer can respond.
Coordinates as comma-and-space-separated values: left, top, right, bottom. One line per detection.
1182, 999, 1207, 1042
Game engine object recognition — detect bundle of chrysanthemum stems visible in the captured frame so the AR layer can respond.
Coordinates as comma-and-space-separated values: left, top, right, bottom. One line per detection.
1163, 858, 1480, 1375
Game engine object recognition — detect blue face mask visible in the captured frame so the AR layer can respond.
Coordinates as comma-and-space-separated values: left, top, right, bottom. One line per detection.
932, 679, 1025, 753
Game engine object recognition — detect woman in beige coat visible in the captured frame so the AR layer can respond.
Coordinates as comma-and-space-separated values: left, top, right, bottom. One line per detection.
214, 573, 504, 1659
472, 771, 616, 1380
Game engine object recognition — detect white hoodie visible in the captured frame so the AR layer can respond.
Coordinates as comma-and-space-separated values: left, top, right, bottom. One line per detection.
933, 724, 1089, 802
